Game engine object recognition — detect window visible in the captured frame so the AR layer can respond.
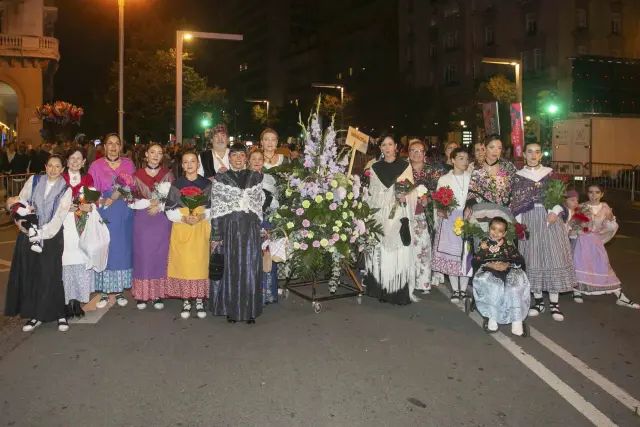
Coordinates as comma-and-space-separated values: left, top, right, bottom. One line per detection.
526, 13, 537, 35
239, 63, 248, 72
444, 64, 457, 84
429, 43, 438, 58
443, 31, 458, 50
484, 26, 494, 46
533, 48, 543, 71
521, 51, 530, 72
576, 8, 588, 29
611, 13, 621, 34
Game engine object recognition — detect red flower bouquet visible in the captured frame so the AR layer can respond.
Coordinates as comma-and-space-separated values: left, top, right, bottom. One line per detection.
112, 172, 136, 203
432, 186, 458, 215
180, 186, 206, 214
73, 186, 101, 234
568, 209, 591, 237
514, 222, 529, 240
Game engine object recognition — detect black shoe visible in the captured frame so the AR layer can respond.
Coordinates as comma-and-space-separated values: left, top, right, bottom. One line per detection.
226, 316, 236, 324
246, 318, 256, 325
64, 303, 74, 319
72, 300, 84, 318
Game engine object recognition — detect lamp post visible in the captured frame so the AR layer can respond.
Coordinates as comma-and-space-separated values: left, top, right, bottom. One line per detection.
481, 57, 522, 103
118, 0, 125, 141
245, 99, 270, 122
311, 83, 345, 129
175, 30, 242, 144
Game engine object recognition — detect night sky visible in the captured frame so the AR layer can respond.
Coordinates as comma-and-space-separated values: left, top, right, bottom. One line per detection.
53, 0, 230, 134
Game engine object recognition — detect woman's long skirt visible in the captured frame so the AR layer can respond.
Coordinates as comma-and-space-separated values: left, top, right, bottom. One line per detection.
518, 206, 576, 294
95, 196, 134, 293
210, 212, 263, 321
431, 209, 470, 277
62, 212, 94, 303
261, 220, 278, 305
132, 208, 172, 301
412, 215, 432, 291
166, 207, 211, 299
473, 268, 531, 324
573, 233, 621, 294
5, 231, 65, 322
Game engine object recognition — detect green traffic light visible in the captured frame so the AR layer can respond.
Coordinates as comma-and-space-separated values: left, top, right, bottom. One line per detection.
546, 104, 559, 114
201, 118, 212, 128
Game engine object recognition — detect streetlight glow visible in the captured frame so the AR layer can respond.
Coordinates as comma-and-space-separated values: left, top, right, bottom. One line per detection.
183, 33, 193, 41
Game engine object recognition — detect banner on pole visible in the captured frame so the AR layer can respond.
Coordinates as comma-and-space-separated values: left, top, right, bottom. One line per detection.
345, 126, 369, 154
510, 103, 525, 158
482, 102, 500, 136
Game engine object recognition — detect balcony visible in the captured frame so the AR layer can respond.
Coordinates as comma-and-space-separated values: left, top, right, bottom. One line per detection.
0, 35, 60, 62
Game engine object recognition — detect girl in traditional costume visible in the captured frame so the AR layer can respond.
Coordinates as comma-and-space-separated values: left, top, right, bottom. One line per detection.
131, 143, 174, 310
432, 148, 472, 302
260, 127, 289, 170
510, 142, 576, 321
61, 148, 95, 318
165, 151, 211, 319
88, 133, 136, 309
363, 135, 416, 305
472, 217, 530, 336
5, 155, 72, 332
210, 143, 265, 323
567, 186, 639, 309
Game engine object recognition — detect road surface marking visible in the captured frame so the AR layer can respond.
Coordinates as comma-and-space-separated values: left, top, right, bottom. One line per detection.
529, 327, 640, 415
436, 287, 617, 426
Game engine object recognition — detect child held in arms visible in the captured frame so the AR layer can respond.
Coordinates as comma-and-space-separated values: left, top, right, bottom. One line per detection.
7, 196, 42, 253
472, 217, 531, 336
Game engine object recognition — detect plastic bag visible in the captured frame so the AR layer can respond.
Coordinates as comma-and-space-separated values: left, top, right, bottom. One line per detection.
79, 205, 110, 272
269, 237, 289, 263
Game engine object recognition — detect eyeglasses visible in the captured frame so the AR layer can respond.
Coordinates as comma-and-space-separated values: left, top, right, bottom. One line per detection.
409, 149, 425, 154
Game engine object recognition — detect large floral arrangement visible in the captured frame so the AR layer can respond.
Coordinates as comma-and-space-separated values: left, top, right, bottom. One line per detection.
270, 103, 381, 291
36, 101, 84, 126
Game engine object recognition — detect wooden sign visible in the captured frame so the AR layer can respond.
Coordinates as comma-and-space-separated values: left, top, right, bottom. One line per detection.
345, 126, 369, 154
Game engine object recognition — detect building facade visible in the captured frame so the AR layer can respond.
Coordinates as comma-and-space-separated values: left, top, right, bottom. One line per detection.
0, 0, 59, 146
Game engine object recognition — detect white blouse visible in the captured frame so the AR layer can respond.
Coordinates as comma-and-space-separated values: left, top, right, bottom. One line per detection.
18, 176, 72, 240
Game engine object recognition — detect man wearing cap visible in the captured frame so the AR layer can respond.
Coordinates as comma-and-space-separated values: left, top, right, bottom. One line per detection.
198, 124, 230, 179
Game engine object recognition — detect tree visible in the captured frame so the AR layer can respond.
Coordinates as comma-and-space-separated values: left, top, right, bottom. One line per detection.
480, 74, 517, 104
106, 48, 227, 142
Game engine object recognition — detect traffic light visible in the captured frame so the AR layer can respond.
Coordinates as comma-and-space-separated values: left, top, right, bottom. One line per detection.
545, 103, 559, 114
201, 112, 213, 129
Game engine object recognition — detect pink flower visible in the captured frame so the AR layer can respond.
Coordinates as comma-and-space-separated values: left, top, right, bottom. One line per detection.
302, 219, 311, 228
350, 236, 357, 243
300, 243, 308, 250
301, 230, 309, 237
295, 208, 304, 216
332, 233, 339, 241
312, 240, 320, 248
329, 202, 338, 211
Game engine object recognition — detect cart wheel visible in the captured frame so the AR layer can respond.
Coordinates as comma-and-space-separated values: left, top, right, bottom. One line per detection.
356, 295, 362, 305
313, 302, 322, 313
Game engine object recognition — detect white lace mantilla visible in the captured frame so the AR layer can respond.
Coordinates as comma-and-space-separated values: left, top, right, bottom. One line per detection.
211, 181, 264, 221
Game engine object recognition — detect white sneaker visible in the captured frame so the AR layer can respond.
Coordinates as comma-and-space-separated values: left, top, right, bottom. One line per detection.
549, 303, 564, 321
573, 293, 584, 304
96, 294, 109, 309
616, 293, 640, 309
22, 319, 42, 332
136, 301, 147, 310
487, 318, 499, 332
180, 300, 192, 319
153, 299, 164, 310
57, 318, 69, 332
195, 299, 207, 319
511, 321, 524, 336
30, 243, 43, 253
115, 294, 128, 307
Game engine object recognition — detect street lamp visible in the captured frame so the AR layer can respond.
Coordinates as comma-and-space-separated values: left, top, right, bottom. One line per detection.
481, 57, 522, 103
245, 99, 270, 121
117, 0, 125, 141
311, 83, 345, 129
175, 30, 243, 144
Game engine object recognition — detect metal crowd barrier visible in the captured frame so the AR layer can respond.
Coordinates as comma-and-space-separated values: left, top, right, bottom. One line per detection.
0, 173, 35, 211
550, 161, 638, 201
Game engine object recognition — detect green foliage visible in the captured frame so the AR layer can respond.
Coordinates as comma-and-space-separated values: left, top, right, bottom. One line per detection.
543, 179, 567, 210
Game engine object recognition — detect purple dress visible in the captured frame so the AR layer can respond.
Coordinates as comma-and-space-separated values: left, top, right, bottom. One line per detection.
131, 168, 174, 301
88, 157, 136, 293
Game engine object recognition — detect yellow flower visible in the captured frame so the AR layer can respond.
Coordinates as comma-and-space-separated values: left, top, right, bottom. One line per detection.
342, 212, 349, 220
320, 238, 329, 247
293, 242, 301, 250
340, 234, 347, 241
287, 222, 295, 229
285, 188, 293, 197
328, 246, 336, 253
307, 231, 314, 239
315, 195, 323, 203
330, 180, 338, 188
347, 192, 354, 200
332, 226, 340, 232
335, 220, 343, 227
325, 192, 334, 200
302, 200, 311, 209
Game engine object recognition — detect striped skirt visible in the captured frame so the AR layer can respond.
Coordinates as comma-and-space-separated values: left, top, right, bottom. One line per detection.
517, 206, 576, 294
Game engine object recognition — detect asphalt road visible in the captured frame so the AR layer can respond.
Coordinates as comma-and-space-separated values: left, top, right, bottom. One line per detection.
0, 198, 639, 426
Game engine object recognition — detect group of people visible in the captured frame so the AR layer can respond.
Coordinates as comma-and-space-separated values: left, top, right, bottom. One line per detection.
364, 135, 638, 336
4, 125, 286, 332
3, 125, 637, 335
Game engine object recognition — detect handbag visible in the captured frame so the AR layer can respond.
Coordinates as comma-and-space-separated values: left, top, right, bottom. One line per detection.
79, 205, 110, 272
209, 250, 224, 281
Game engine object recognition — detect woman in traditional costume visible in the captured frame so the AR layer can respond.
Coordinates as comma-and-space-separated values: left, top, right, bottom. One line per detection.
407, 139, 435, 294
431, 148, 472, 302
363, 135, 416, 305
5, 155, 72, 332
466, 135, 516, 209
260, 127, 289, 170
210, 143, 265, 323
248, 149, 280, 305
567, 185, 639, 309
165, 151, 211, 319
61, 148, 95, 318
131, 143, 174, 310
88, 133, 136, 309
510, 142, 576, 321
